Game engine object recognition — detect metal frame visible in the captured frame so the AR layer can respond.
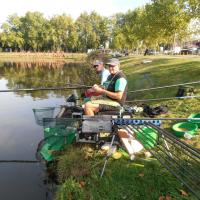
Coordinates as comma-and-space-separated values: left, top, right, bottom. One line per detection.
118, 120, 200, 200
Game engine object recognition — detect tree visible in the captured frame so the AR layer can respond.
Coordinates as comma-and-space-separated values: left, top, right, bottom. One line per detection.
20, 12, 46, 51
122, 9, 147, 49
0, 14, 24, 51
145, 0, 190, 47
180, 0, 200, 18
49, 14, 78, 52
75, 11, 110, 52
110, 13, 126, 49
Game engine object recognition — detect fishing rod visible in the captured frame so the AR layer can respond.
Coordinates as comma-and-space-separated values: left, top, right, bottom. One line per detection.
2, 75, 200, 95
126, 95, 200, 102
0, 160, 39, 163
21, 77, 92, 88
0, 85, 90, 93
129, 80, 200, 93
1, 75, 92, 88
26, 79, 200, 94
115, 117, 200, 121
66, 83, 91, 88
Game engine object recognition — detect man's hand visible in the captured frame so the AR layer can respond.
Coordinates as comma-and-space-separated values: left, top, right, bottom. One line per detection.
87, 88, 95, 93
92, 84, 104, 94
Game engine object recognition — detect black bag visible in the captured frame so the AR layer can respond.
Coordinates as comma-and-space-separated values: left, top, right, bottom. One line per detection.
66, 94, 77, 103
143, 105, 168, 118
176, 88, 185, 97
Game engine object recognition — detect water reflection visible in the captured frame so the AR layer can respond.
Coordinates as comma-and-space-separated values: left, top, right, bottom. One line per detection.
0, 61, 98, 98
0, 60, 96, 200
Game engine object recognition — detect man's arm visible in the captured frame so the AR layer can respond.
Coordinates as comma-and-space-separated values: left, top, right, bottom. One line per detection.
93, 77, 127, 101
102, 89, 123, 101
92, 84, 124, 101
102, 77, 127, 100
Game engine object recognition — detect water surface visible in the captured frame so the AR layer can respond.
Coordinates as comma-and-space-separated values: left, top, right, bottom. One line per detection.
0, 61, 94, 200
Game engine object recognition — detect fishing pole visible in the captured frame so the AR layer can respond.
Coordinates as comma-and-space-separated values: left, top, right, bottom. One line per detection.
66, 83, 91, 88
126, 95, 200, 102
0, 160, 39, 163
1, 75, 92, 88
2, 75, 200, 95
23, 78, 92, 88
129, 80, 200, 93
116, 117, 200, 121
0, 85, 90, 93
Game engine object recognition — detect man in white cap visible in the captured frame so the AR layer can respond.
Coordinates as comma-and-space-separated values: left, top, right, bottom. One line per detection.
84, 58, 127, 116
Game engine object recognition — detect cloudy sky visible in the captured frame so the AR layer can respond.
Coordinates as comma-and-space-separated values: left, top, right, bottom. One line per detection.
0, 0, 150, 24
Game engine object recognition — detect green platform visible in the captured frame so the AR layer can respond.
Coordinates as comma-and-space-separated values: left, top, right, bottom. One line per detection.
40, 127, 76, 161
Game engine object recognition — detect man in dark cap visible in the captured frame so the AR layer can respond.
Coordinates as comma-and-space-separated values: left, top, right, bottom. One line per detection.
84, 60, 110, 97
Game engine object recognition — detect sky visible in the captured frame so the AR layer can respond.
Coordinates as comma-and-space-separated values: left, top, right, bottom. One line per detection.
0, 0, 150, 24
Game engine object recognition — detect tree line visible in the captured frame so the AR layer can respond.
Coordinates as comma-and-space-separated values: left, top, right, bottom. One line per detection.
0, 0, 199, 52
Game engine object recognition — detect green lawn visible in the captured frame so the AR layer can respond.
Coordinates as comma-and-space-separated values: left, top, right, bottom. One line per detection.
121, 55, 200, 100
55, 145, 197, 200
55, 55, 200, 200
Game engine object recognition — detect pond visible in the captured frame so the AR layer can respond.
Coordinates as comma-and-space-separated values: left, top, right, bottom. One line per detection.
0, 60, 95, 200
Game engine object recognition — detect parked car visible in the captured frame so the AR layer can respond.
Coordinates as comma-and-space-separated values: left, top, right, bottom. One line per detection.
145, 49, 157, 55
180, 47, 197, 55
112, 51, 123, 58
163, 49, 173, 55
197, 47, 200, 55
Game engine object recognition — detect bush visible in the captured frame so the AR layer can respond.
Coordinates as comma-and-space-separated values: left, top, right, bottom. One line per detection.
57, 145, 94, 182
56, 177, 85, 200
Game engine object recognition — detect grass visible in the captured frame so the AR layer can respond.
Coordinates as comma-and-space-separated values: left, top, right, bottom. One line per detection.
55, 145, 197, 200
121, 55, 200, 100
55, 55, 200, 200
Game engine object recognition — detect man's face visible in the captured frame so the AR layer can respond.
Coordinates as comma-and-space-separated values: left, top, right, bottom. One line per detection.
93, 64, 103, 73
108, 64, 119, 74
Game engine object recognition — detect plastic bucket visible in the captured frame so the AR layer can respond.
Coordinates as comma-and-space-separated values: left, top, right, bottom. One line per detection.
188, 113, 200, 128
172, 122, 198, 137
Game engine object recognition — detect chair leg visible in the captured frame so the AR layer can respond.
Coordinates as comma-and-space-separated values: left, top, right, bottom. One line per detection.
100, 134, 116, 178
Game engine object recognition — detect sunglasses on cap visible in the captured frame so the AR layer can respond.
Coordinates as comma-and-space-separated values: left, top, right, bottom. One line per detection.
108, 64, 117, 68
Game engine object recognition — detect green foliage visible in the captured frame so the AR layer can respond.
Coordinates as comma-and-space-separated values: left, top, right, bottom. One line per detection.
0, 1, 197, 52
57, 146, 94, 182
56, 177, 85, 200
0, 11, 110, 52
146, 0, 190, 44
56, 147, 197, 200
181, 0, 200, 18
111, 0, 195, 50
20, 12, 47, 51
48, 14, 77, 51
86, 50, 110, 64
75, 11, 110, 52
